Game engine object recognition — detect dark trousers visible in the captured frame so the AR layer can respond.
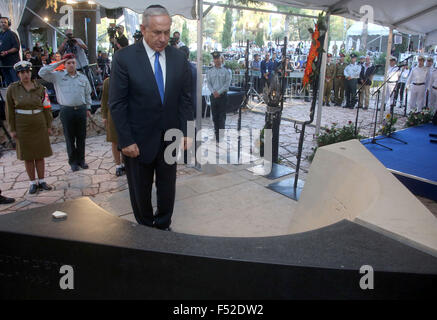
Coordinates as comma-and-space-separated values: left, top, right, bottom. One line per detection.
253, 76, 261, 93
394, 82, 406, 105
123, 139, 177, 228
2, 67, 18, 86
345, 79, 358, 108
60, 105, 87, 165
211, 93, 228, 142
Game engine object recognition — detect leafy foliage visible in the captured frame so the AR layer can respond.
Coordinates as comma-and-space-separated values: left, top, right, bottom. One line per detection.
255, 29, 264, 47
189, 50, 212, 66
405, 108, 434, 127
308, 122, 366, 161
221, 10, 233, 49
379, 113, 398, 135
181, 21, 189, 47
224, 60, 241, 71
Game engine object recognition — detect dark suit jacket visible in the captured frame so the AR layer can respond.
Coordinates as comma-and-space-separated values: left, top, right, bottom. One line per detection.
359, 64, 376, 86
109, 41, 194, 164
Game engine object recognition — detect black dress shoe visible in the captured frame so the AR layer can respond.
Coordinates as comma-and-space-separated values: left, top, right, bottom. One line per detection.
78, 162, 89, 169
115, 167, 124, 177
38, 182, 52, 191
71, 164, 79, 172
29, 184, 38, 194
0, 195, 15, 204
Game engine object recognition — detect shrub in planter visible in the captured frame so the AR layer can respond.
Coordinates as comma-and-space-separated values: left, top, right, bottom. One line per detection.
405, 108, 433, 127
308, 121, 366, 161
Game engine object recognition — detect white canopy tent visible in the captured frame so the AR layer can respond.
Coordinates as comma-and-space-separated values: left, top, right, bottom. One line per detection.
94, 0, 197, 18
346, 22, 391, 37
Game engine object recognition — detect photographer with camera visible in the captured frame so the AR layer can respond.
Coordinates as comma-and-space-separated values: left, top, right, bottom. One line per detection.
58, 29, 89, 73
109, 25, 129, 52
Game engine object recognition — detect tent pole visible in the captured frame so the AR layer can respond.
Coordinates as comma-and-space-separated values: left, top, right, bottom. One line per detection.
195, 0, 204, 170
380, 27, 393, 123
315, 13, 330, 136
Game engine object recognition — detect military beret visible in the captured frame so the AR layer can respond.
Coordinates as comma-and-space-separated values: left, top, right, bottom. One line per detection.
13, 60, 32, 72
62, 53, 76, 60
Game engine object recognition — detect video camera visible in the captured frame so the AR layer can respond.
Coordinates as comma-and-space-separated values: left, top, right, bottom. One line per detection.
107, 23, 117, 39
169, 37, 177, 47
133, 30, 142, 42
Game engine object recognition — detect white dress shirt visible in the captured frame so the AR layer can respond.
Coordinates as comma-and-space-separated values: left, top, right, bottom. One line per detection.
143, 38, 166, 88
406, 66, 428, 88
387, 66, 401, 82
344, 62, 361, 79
428, 69, 437, 90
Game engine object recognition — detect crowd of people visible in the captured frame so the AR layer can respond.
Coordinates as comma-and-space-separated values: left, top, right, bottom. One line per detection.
240, 46, 437, 113
321, 53, 437, 113
0, 10, 202, 216
0, 6, 436, 237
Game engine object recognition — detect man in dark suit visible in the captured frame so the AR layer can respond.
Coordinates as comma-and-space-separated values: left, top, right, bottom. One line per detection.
358, 56, 375, 110
109, 5, 194, 231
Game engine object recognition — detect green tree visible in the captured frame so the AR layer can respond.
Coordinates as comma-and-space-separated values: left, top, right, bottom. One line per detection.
255, 29, 264, 47
222, 9, 233, 49
181, 21, 189, 46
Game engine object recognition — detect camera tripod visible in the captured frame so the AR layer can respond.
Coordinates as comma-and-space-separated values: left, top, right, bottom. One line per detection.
247, 77, 264, 108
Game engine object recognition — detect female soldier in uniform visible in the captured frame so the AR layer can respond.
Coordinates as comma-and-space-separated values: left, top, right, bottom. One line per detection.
100, 77, 124, 176
6, 61, 53, 194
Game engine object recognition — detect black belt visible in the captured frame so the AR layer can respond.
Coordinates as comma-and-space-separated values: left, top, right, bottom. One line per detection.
413, 83, 425, 85
387, 81, 397, 83
61, 105, 86, 110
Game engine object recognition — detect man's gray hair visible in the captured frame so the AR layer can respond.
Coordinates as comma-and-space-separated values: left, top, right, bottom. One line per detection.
142, 5, 171, 27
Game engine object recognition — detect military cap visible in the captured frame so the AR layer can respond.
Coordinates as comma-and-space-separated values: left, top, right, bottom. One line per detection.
350, 53, 357, 58
211, 51, 222, 59
390, 56, 397, 61
13, 60, 32, 72
427, 56, 433, 61
327, 53, 332, 57
418, 56, 425, 61
339, 52, 345, 57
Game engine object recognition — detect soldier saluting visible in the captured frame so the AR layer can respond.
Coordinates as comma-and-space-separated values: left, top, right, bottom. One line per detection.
324, 53, 336, 106
343, 53, 361, 109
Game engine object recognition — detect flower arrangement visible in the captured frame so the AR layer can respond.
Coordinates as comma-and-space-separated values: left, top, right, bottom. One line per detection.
308, 121, 366, 161
379, 113, 398, 136
405, 108, 433, 127
302, 12, 328, 90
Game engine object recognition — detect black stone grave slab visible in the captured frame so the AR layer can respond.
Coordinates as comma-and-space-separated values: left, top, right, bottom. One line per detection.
0, 198, 436, 299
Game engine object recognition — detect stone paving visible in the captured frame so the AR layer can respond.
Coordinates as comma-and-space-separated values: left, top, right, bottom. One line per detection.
0, 135, 199, 215
0, 97, 435, 221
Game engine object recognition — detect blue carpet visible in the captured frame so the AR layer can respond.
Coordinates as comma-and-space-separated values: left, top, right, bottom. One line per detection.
361, 124, 437, 200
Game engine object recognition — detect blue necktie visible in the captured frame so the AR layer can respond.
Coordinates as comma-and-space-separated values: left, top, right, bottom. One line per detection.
154, 51, 164, 104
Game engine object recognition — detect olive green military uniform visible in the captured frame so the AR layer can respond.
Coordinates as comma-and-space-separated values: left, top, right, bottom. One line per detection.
334, 62, 347, 105
324, 62, 336, 105
6, 81, 53, 160
100, 77, 118, 143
